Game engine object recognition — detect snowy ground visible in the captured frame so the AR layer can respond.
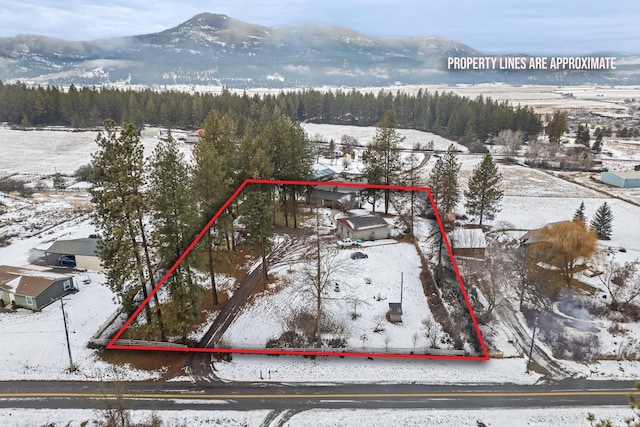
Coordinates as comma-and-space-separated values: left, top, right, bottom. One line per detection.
0, 103, 640, 426
0, 210, 160, 381
0, 406, 632, 427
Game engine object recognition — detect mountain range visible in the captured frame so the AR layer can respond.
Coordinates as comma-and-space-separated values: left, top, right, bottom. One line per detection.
0, 13, 638, 88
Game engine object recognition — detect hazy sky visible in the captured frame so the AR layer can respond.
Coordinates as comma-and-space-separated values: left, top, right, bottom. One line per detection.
1, 0, 638, 54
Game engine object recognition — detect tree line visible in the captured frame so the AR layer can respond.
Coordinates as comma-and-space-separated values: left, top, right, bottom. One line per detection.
0, 81, 542, 145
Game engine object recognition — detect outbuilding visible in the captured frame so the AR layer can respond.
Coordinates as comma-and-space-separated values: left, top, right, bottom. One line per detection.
449, 228, 487, 259
0, 265, 76, 310
388, 302, 403, 323
45, 238, 103, 271
600, 171, 640, 188
337, 214, 389, 241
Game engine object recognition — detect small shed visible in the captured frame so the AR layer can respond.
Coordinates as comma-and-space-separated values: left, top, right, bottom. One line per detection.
185, 128, 204, 144
45, 238, 103, 271
337, 214, 389, 241
600, 171, 640, 188
0, 265, 76, 310
449, 228, 487, 259
388, 302, 403, 323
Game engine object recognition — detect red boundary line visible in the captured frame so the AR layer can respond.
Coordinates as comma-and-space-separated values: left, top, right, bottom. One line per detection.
107, 179, 489, 361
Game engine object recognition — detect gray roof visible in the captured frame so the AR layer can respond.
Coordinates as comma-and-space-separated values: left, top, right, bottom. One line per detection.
45, 238, 99, 257
339, 214, 388, 231
388, 302, 403, 315
603, 171, 640, 179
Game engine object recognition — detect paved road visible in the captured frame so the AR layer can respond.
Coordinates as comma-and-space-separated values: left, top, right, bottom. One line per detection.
0, 379, 635, 411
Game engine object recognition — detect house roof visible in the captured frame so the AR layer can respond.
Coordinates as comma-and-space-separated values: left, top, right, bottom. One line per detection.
45, 238, 98, 257
603, 171, 640, 180
449, 228, 487, 249
338, 214, 388, 231
0, 265, 72, 298
520, 220, 573, 245
310, 168, 335, 180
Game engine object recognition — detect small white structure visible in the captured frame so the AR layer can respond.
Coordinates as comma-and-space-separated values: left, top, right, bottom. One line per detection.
185, 129, 204, 144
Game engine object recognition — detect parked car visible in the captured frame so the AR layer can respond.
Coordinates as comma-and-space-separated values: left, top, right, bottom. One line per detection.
58, 255, 76, 267
337, 238, 359, 249
350, 251, 368, 259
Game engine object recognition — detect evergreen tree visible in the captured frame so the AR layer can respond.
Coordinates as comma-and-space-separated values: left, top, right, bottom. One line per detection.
52, 173, 66, 190
575, 124, 591, 147
573, 201, 586, 223
592, 128, 604, 153
90, 121, 154, 324
240, 129, 276, 287
362, 110, 404, 214
428, 144, 461, 266
429, 144, 462, 218
546, 111, 568, 144
464, 152, 503, 226
590, 202, 614, 240
149, 132, 200, 343
192, 112, 237, 306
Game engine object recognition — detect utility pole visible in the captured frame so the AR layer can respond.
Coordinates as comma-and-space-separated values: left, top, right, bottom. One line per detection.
58, 297, 75, 372
526, 315, 539, 374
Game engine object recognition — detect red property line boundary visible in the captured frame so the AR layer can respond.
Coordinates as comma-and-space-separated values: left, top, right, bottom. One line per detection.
107, 179, 489, 361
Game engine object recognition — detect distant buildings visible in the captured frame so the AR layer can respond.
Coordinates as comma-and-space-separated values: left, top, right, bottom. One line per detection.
600, 171, 640, 188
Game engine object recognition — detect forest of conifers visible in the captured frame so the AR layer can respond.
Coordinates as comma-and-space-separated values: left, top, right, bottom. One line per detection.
0, 81, 542, 143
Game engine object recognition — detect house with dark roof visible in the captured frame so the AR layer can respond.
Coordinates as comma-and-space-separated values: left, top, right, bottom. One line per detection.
309, 188, 360, 211
0, 265, 76, 310
45, 238, 103, 271
337, 214, 390, 241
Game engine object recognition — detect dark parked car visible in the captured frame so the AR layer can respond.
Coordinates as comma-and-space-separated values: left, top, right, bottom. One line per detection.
58, 255, 76, 267
350, 251, 368, 259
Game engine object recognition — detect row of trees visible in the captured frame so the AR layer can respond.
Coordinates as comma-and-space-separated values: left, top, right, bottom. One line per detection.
90, 111, 312, 342
0, 81, 541, 145
574, 201, 615, 240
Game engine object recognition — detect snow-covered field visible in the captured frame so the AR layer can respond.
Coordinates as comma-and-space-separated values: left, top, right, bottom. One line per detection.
1, 118, 640, 389
0, 406, 632, 427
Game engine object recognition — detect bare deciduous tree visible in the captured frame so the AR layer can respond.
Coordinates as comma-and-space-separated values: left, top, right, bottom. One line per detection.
531, 221, 597, 288
595, 255, 640, 310
495, 129, 523, 159
300, 211, 349, 346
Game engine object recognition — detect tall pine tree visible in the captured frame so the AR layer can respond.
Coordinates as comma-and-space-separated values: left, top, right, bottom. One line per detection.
90, 121, 160, 332
464, 152, 503, 226
192, 112, 237, 306
149, 132, 200, 343
362, 110, 403, 214
428, 144, 461, 266
590, 202, 614, 240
